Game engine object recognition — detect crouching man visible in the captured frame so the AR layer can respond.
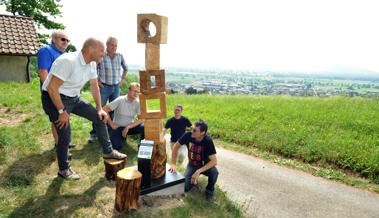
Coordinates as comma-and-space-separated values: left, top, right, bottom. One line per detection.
169, 120, 219, 202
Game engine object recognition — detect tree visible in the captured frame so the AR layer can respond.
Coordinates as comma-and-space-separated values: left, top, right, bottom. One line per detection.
0, 0, 65, 42
185, 87, 197, 95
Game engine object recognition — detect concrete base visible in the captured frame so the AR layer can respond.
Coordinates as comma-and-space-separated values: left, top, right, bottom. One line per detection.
136, 163, 185, 195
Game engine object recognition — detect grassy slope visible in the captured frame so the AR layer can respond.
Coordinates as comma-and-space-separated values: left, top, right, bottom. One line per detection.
0, 80, 242, 218
166, 95, 379, 184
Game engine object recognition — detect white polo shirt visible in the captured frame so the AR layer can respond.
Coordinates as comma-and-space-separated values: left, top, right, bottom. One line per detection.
42, 51, 97, 97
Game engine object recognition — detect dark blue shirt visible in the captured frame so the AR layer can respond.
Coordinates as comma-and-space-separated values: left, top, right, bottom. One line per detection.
178, 132, 216, 167
165, 116, 192, 142
37, 44, 64, 89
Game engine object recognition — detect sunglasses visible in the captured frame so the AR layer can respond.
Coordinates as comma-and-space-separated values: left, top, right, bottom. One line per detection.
60, 37, 70, 43
191, 127, 200, 133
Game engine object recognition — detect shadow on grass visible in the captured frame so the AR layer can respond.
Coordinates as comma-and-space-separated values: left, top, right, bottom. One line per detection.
70, 136, 139, 168
9, 177, 110, 218
0, 149, 55, 187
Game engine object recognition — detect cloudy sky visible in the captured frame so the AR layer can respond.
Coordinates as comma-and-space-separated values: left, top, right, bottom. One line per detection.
3, 0, 379, 72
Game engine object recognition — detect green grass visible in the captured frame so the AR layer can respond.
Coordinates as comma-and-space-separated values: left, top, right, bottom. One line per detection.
0, 79, 243, 218
165, 94, 379, 184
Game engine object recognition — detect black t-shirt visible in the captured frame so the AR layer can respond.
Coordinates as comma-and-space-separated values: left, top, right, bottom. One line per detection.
165, 116, 192, 142
178, 132, 217, 167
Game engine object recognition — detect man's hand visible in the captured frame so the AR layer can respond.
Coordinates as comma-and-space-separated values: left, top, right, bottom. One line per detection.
55, 111, 70, 129
110, 122, 119, 130
98, 81, 104, 88
122, 126, 129, 137
169, 164, 177, 173
191, 170, 201, 185
98, 109, 109, 123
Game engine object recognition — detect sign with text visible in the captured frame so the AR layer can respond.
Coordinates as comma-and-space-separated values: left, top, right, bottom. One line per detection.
138, 145, 153, 159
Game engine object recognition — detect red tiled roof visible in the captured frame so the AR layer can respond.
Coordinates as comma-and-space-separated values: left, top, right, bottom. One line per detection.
0, 14, 40, 56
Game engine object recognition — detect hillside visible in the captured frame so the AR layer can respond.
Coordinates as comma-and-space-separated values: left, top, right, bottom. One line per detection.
164, 94, 379, 184
0, 80, 241, 218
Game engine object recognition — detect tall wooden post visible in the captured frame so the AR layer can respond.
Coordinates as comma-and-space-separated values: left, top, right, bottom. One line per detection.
137, 14, 168, 179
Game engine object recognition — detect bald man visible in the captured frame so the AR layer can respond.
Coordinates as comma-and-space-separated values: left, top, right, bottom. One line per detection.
41, 38, 127, 180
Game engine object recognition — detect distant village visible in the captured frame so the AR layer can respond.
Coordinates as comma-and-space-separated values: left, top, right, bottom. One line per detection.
160, 69, 379, 97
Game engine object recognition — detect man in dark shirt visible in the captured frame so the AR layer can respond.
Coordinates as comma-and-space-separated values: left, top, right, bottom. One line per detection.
164, 104, 192, 163
169, 120, 219, 202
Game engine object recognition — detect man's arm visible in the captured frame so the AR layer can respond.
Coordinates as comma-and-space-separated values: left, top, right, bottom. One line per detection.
47, 76, 68, 128
120, 69, 127, 86
90, 79, 108, 122
120, 55, 128, 86
103, 105, 119, 130
191, 154, 218, 185
38, 69, 49, 82
169, 141, 181, 173
121, 117, 144, 137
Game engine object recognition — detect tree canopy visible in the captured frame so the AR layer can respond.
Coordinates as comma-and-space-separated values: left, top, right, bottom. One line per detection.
0, 0, 65, 43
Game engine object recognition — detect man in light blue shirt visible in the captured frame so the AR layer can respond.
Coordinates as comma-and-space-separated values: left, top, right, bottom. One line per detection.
38, 31, 76, 150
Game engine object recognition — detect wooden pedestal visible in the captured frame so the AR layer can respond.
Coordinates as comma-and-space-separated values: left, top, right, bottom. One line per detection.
151, 139, 167, 179
115, 167, 142, 212
104, 159, 126, 180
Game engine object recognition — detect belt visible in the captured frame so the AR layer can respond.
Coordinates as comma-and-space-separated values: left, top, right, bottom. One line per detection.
42, 91, 76, 99
102, 82, 119, 86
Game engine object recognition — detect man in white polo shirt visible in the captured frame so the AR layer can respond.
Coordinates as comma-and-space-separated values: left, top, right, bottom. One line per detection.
41, 38, 127, 180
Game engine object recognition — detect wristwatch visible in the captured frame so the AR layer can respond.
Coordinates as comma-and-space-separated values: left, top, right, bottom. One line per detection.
58, 108, 65, 114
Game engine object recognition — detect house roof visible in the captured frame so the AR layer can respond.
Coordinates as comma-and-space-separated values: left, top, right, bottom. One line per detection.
0, 14, 40, 56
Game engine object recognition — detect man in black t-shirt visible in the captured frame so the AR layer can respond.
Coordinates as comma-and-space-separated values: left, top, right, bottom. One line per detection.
169, 120, 219, 202
164, 104, 192, 163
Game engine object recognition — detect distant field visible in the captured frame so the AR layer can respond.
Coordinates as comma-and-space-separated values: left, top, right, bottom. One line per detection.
165, 94, 379, 183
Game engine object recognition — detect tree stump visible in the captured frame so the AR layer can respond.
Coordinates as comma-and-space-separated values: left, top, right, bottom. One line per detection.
151, 139, 167, 179
104, 159, 126, 180
115, 167, 142, 212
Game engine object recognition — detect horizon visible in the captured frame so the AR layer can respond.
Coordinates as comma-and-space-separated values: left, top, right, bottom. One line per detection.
2, 0, 379, 74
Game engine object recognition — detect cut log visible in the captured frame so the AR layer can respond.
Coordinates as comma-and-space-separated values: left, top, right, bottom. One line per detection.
151, 139, 167, 179
115, 167, 142, 211
104, 159, 126, 180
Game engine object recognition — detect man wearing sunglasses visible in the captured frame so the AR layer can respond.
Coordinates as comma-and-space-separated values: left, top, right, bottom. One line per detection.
37, 31, 76, 154
169, 120, 219, 202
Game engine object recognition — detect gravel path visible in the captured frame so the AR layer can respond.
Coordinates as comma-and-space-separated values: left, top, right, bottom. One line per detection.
216, 147, 379, 218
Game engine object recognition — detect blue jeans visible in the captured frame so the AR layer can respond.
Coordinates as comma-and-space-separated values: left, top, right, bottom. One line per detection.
90, 84, 120, 136
109, 123, 145, 150
184, 164, 219, 197
42, 92, 113, 171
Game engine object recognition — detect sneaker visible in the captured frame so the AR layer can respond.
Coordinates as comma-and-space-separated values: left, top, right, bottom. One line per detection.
103, 150, 127, 160
68, 143, 76, 149
58, 168, 80, 180
88, 134, 97, 143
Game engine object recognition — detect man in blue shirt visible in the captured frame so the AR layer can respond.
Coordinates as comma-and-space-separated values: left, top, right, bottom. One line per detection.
88, 36, 128, 143
38, 31, 76, 151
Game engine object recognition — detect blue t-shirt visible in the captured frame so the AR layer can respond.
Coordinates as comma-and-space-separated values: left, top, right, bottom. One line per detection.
37, 44, 64, 89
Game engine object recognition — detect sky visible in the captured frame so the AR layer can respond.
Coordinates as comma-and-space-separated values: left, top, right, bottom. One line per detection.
3, 0, 379, 73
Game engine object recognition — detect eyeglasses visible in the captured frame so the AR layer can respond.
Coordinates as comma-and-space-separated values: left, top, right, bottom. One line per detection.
60, 37, 70, 43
